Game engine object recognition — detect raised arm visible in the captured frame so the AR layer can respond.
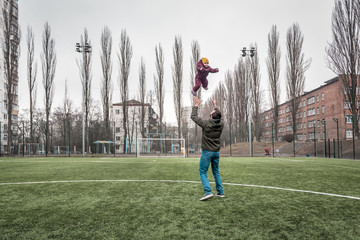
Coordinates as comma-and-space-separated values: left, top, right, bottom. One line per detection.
191, 97, 206, 128
208, 67, 219, 73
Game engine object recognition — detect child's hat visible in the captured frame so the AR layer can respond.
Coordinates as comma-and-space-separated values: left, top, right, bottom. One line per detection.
202, 57, 209, 64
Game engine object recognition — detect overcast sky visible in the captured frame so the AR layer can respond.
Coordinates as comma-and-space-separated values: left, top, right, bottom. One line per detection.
18, 0, 335, 124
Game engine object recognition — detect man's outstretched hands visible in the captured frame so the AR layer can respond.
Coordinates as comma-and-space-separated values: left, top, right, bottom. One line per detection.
194, 96, 202, 107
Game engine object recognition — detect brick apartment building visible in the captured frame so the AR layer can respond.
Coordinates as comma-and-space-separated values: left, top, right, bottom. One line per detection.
261, 76, 360, 142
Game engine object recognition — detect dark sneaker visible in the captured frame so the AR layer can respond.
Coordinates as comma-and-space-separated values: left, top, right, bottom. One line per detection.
216, 193, 225, 198
191, 90, 197, 96
200, 193, 214, 201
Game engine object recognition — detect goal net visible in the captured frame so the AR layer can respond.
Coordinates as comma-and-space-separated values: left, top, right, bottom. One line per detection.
137, 138, 186, 158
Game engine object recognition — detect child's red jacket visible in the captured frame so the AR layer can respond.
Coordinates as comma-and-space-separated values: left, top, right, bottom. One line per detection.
196, 60, 218, 82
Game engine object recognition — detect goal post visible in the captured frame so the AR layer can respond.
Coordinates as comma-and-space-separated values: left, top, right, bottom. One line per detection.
137, 138, 186, 158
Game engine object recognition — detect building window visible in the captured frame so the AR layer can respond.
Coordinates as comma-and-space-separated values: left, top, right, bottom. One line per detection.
265, 122, 269, 127
115, 109, 120, 115
286, 125, 292, 131
286, 107, 290, 113
296, 112, 302, 119
309, 132, 315, 140
307, 96, 315, 105
303, 100, 306, 106
317, 107, 320, 115
344, 101, 351, 109
316, 95, 319, 102
308, 108, 315, 116
346, 129, 353, 139
297, 134, 303, 141
116, 136, 121, 141
321, 106, 325, 114
357, 86, 360, 95
303, 122, 306, 129
265, 115, 268, 120
297, 123, 302, 130
308, 120, 316, 128
321, 93, 325, 101
345, 115, 352, 124
116, 127, 120, 133
286, 116, 291, 122
279, 118, 283, 124
317, 120, 321, 128
278, 109, 282, 115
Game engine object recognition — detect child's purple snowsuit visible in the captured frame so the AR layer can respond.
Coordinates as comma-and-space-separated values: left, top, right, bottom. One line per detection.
193, 60, 218, 92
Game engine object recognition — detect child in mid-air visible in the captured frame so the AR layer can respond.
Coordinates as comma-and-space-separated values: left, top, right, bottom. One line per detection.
191, 57, 219, 96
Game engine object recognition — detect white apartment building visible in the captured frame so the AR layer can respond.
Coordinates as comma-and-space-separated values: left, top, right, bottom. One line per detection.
112, 99, 154, 153
0, 0, 19, 153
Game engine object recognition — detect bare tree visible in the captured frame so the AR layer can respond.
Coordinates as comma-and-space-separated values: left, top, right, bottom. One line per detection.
266, 25, 281, 140
139, 58, 146, 137
190, 41, 201, 102
225, 71, 234, 143
2, 0, 20, 154
154, 43, 165, 132
100, 26, 113, 139
172, 36, 183, 137
233, 58, 250, 141
327, 0, 360, 137
250, 43, 263, 141
286, 23, 311, 156
190, 41, 201, 151
77, 28, 92, 153
27, 25, 37, 142
41, 22, 56, 156
118, 29, 133, 153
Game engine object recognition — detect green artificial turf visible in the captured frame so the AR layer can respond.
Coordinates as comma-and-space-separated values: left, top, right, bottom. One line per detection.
0, 157, 360, 239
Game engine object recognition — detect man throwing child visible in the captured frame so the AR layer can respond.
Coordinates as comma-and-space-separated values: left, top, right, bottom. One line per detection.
191, 96, 225, 201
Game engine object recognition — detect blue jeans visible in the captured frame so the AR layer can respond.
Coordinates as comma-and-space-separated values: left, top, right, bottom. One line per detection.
199, 150, 223, 195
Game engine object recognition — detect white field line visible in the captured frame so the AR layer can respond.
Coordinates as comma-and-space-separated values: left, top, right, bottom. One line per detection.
0, 161, 199, 164
271, 158, 304, 162
0, 179, 359, 200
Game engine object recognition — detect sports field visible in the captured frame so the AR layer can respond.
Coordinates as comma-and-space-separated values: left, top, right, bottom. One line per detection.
1, 156, 360, 239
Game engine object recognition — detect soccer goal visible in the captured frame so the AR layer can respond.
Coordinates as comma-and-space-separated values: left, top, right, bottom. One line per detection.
137, 138, 186, 158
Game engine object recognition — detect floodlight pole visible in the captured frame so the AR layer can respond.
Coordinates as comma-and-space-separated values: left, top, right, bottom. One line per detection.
76, 42, 92, 157
242, 46, 256, 157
